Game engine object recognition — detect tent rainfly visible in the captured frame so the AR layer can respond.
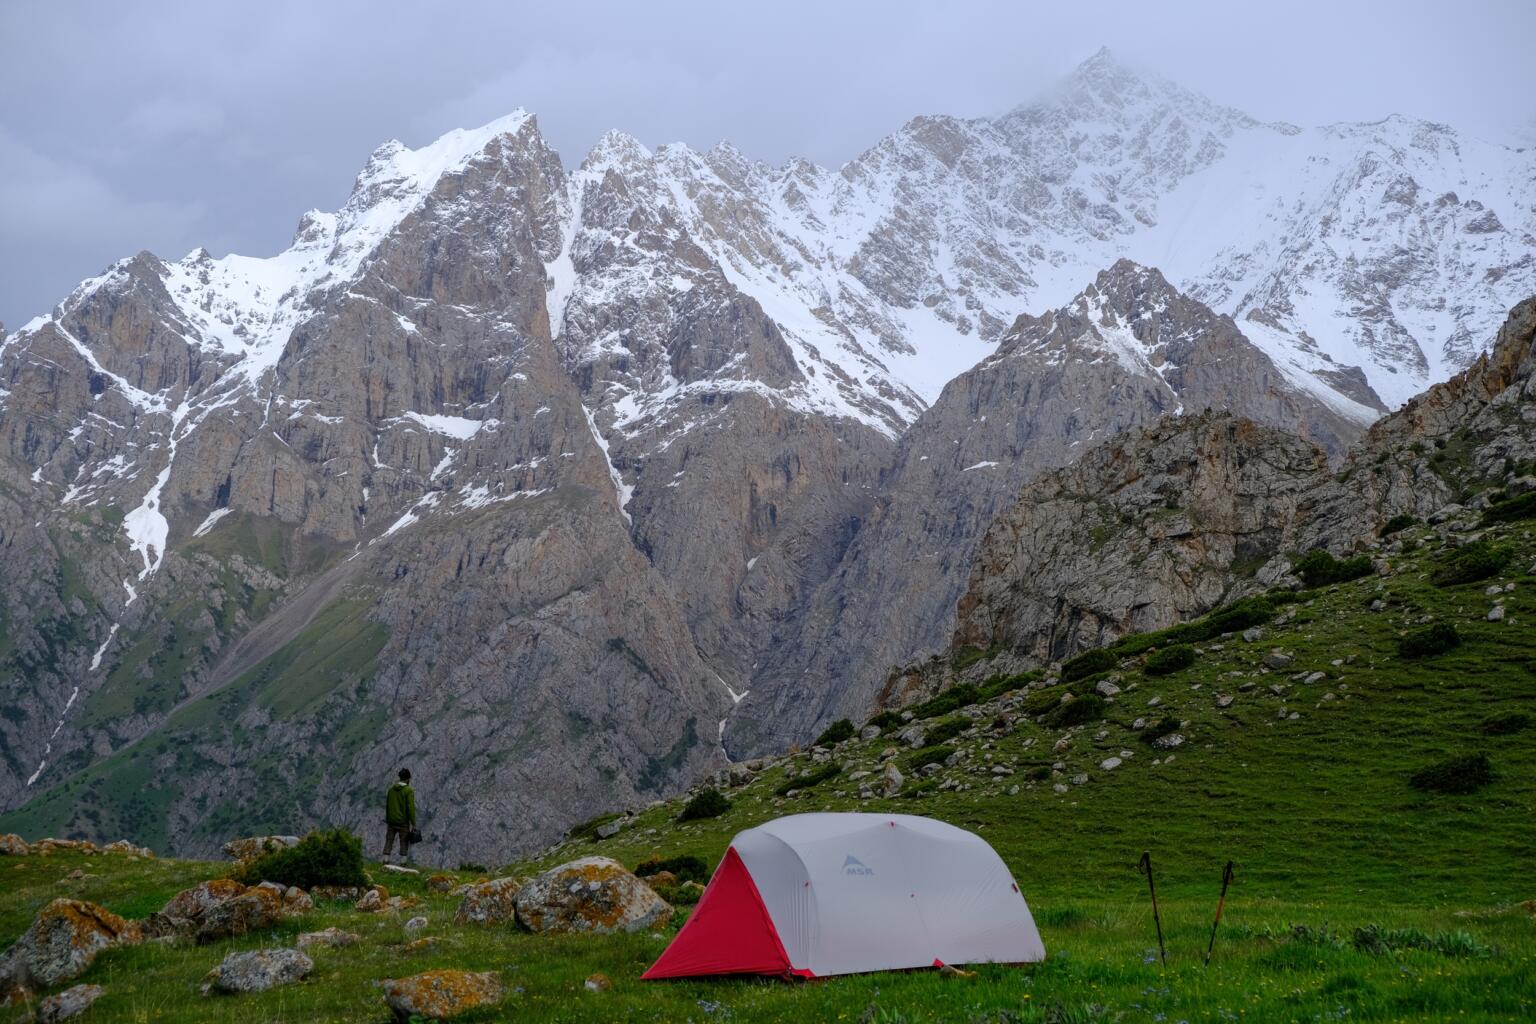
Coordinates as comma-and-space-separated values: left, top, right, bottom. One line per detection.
643, 812, 1045, 979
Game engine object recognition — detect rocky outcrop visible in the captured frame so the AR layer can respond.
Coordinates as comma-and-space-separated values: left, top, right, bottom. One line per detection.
514, 856, 670, 934
953, 413, 1326, 665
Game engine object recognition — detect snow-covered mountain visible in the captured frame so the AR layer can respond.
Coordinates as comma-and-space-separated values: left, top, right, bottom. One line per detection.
1, 49, 1531, 860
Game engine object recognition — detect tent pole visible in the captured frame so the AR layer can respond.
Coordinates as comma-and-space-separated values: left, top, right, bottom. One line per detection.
1137, 851, 1166, 966
1203, 861, 1235, 966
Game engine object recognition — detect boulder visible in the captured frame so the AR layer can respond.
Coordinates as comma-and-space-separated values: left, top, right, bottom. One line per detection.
646, 870, 678, 888
160, 879, 248, 923
882, 762, 904, 797
101, 840, 152, 857
404, 916, 429, 933
425, 874, 458, 894
309, 885, 363, 902
196, 886, 285, 943
296, 927, 360, 949
583, 972, 612, 992
0, 899, 139, 996
282, 887, 313, 914
453, 877, 523, 925
0, 835, 30, 856
514, 857, 671, 934
381, 970, 504, 1021
222, 836, 300, 862
1263, 650, 1294, 670
206, 948, 313, 994
34, 983, 104, 1022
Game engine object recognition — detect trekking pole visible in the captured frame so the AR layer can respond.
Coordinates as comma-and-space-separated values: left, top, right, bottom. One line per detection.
1204, 861, 1235, 966
1137, 851, 1166, 965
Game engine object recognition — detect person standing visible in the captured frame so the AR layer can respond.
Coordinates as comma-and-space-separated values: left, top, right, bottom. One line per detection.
383, 768, 417, 862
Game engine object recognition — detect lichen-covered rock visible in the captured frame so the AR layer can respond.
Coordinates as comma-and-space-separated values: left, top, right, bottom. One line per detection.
34, 982, 105, 1022
282, 886, 313, 914
0, 835, 29, 856
425, 874, 457, 894
222, 836, 301, 862
308, 885, 363, 903
452, 877, 523, 926
295, 927, 360, 949
160, 879, 248, 922
514, 857, 670, 934
206, 948, 313, 994
381, 970, 504, 1021
195, 886, 285, 943
101, 840, 153, 857
0, 899, 139, 996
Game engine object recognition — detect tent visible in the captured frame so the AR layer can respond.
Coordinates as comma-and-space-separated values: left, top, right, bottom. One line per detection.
642, 812, 1045, 979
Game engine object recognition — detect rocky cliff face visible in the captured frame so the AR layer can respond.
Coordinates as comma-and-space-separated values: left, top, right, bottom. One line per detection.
1, 50, 1531, 860
933, 298, 1536, 694
728, 262, 1377, 753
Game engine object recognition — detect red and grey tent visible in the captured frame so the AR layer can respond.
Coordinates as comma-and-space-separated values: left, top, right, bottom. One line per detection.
643, 812, 1045, 979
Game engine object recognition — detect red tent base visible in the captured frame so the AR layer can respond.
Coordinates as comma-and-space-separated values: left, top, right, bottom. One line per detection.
643, 846, 794, 979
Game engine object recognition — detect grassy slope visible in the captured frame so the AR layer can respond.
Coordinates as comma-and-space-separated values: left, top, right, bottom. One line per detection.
2, 520, 1534, 1022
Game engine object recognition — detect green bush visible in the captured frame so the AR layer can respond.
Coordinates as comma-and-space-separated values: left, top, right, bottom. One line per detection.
1480, 712, 1530, 736
865, 710, 903, 731
814, 719, 856, 746
905, 745, 957, 771
1408, 753, 1493, 795
677, 789, 731, 821
922, 716, 970, 745
1293, 549, 1375, 588
952, 645, 1000, 671
234, 828, 368, 889
1020, 688, 1068, 717
1139, 716, 1183, 745
1353, 924, 1491, 958
1043, 694, 1107, 728
649, 882, 703, 905
1061, 649, 1117, 682
1379, 513, 1419, 536
1398, 622, 1461, 659
978, 672, 1039, 701
1430, 541, 1511, 587
1111, 594, 1284, 657
634, 854, 710, 883
773, 763, 841, 797
1482, 491, 1536, 524
909, 683, 981, 719
1145, 644, 1197, 676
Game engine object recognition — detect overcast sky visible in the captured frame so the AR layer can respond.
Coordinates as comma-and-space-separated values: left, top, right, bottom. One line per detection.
2, 0, 1532, 328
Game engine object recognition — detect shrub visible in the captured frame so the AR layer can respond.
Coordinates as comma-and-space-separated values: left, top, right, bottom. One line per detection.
234, 828, 368, 889
1353, 924, 1491, 958
865, 710, 903, 731
1020, 688, 1068, 717
1379, 513, 1419, 536
922, 716, 970, 745
649, 882, 703, 905
677, 789, 731, 821
773, 763, 840, 797
1043, 694, 1107, 728
952, 645, 1000, 671
1482, 490, 1536, 524
1061, 649, 1117, 682
1145, 644, 1197, 676
814, 719, 856, 746
1409, 753, 1493, 794
1111, 595, 1282, 657
635, 854, 709, 883
905, 745, 957, 771
1480, 712, 1530, 736
1430, 541, 1511, 587
979, 672, 1038, 701
1293, 549, 1374, 588
1398, 622, 1461, 659
1139, 716, 1183, 745
909, 683, 981, 719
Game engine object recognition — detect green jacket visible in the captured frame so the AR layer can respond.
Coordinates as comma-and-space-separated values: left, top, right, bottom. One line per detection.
385, 782, 416, 827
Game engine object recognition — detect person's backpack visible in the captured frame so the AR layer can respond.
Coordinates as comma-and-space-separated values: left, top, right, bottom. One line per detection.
407, 826, 423, 845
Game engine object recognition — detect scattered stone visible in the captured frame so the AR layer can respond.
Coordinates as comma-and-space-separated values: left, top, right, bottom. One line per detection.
426, 874, 457, 894
1264, 650, 1293, 670
1100, 757, 1122, 771
206, 948, 313, 994
1241, 627, 1264, 643
1070, 773, 1089, 786
1215, 694, 1234, 709
1489, 605, 1506, 622
0, 899, 139, 996
1094, 680, 1121, 698
1131, 717, 1147, 731
0, 835, 28, 857
282, 887, 313, 914
382, 863, 421, 875
897, 725, 926, 748
1485, 584, 1503, 596
860, 725, 882, 741
514, 858, 670, 934
583, 972, 612, 992
222, 836, 300, 863
1053, 736, 1072, 753
196, 886, 285, 943
405, 937, 439, 952
296, 927, 360, 949
381, 970, 504, 1021
1147, 696, 1163, 708
882, 761, 904, 797
33, 983, 104, 1022
101, 840, 153, 858
1152, 734, 1185, 750
1052, 784, 1069, 794
594, 819, 624, 840
309, 885, 363, 903
355, 887, 387, 913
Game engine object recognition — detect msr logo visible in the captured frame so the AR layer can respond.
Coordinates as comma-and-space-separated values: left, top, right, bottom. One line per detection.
842, 855, 875, 877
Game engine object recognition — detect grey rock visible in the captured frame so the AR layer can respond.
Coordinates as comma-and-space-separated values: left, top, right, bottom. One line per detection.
33, 983, 105, 1022
207, 949, 313, 994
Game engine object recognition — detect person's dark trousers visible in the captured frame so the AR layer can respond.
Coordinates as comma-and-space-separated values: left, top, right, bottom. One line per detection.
383, 823, 412, 859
